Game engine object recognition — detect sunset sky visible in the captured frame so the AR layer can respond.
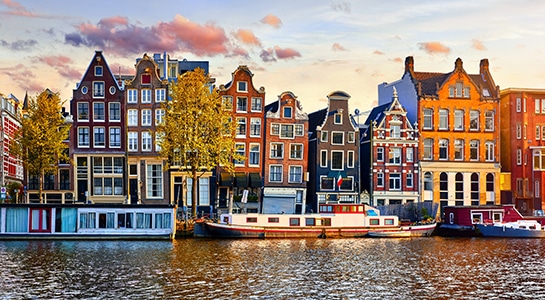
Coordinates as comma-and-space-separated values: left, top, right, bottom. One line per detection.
1, 0, 544, 114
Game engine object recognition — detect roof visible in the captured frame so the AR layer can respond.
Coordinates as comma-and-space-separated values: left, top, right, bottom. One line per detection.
308, 108, 327, 139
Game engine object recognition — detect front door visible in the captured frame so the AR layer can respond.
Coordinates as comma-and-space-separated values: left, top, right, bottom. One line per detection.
77, 179, 87, 202
129, 179, 138, 204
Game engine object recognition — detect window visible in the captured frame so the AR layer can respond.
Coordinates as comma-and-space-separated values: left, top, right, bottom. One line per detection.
390, 125, 400, 138
517, 148, 522, 165
128, 132, 138, 152
289, 218, 300, 226
542, 99, 545, 113
485, 111, 494, 131
280, 124, 294, 138
249, 144, 260, 166
424, 172, 433, 191
290, 144, 303, 159
237, 81, 247, 92
439, 109, 448, 130
334, 113, 342, 124
128, 89, 138, 103
269, 165, 282, 182
147, 164, 163, 198
469, 110, 479, 130
93, 102, 105, 121
516, 124, 522, 139
236, 117, 247, 136
236, 97, 247, 112
109, 102, 120, 121
93, 81, 105, 98
454, 110, 464, 130
439, 139, 448, 159
407, 173, 413, 187
295, 124, 304, 136
454, 139, 464, 160
377, 147, 384, 161
141, 90, 151, 103
389, 173, 401, 190
389, 148, 401, 164
250, 118, 261, 136
470, 140, 479, 160
340, 177, 353, 190
331, 151, 343, 170
141, 74, 151, 85
321, 177, 334, 190
377, 173, 384, 187
289, 166, 303, 183
136, 213, 152, 229
537, 126, 541, 141
251, 97, 262, 111
485, 141, 494, 161
320, 150, 327, 167
423, 108, 433, 130
155, 109, 165, 125
78, 127, 89, 147
440, 172, 448, 200
320, 131, 328, 142
516, 98, 521, 112
128, 109, 138, 126
455, 173, 464, 200
471, 173, 479, 204
94, 127, 105, 147
486, 173, 494, 192
347, 132, 355, 143
536, 99, 541, 113
77, 102, 89, 121
271, 123, 280, 135
283, 107, 292, 118
331, 132, 344, 145
222, 96, 233, 110
155, 89, 166, 102
423, 138, 433, 160
95, 66, 103, 76
142, 132, 152, 152
347, 151, 354, 168
155, 132, 163, 152
98, 213, 115, 228
109, 127, 121, 148
406, 147, 413, 162
81, 86, 88, 94
234, 143, 245, 165
270, 143, 284, 158
141, 109, 152, 126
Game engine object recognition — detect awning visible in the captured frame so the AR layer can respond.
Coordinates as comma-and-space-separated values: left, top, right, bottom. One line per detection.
249, 172, 262, 188
234, 172, 248, 188
219, 172, 233, 187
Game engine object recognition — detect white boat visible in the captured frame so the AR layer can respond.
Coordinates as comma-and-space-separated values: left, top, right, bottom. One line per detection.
476, 220, 545, 238
194, 203, 437, 238
0, 203, 177, 240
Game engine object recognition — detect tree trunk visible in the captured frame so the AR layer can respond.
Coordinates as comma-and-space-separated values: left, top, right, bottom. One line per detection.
191, 169, 198, 218
39, 170, 44, 204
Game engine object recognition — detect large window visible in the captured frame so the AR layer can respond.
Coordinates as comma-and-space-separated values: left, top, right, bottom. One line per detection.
439, 109, 448, 130
93, 127, 105, 147
440, 172, 448, 200
146, 164, 163, 198
485, 111, 494, 131
236, 117, 247, 136
155, 109, 165, 125
235, 143, 245, 165
320, 150, 327, 167
127, 89, 138, 103
331, 151, 343, 170
128, 109, 138, 126
251, 97, 262, 111
423, 138, 433, 160
78, 127, 89, 147
78, 102, 89, 121
142, 109, 152, 126
289, 166, 303, 183
423, 108, 433, 130
377, 147, 384, 161
249, 144, 260, 166
389, 173, 401, 190
485, 141, 494, 161
236, 97, 247, 112
406, 147, 413, 162
389, 148, 401, 164
155, 89, 166, 102
109, 127, 121, 148
269, 165, 282, 182
471, 173, 479, 205
142, 132, 152, 152
93, 102, 105, 121
93, 81, 104, 98
280, 124, 294, 138
321, 177, 334, 190
377, 173, 384, 187
141, 89, 151, 103
250, 118, 261, 137
290, 144, 303, 159
424, 172, 433, 191
283, 107, 292, 118
109, 102, 121, 121
470, 140, 479, 160
128, 132, 138, 152
486, 173, 494, 192
270, 143, 284, 159
390, 125, 400, 138
332, 132, 344, 145
454, 139, 464, 160
455, 173, 464, 200
406, 173, 413, 188
469, 110, 479, 130
439, 139, 448, 159
186, 178, 210, 206
454, 109, 464, 130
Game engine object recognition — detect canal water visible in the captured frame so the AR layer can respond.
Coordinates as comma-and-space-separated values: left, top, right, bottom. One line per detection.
1, 237, 544, 299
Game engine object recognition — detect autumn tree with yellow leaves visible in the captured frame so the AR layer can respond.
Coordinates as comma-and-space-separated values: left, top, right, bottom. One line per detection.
12, 90, 71, 203
157, 68, 243, 217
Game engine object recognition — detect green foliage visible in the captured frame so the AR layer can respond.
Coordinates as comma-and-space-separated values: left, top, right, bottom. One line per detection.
156, 69, 244, 217
11, 90, 71, 203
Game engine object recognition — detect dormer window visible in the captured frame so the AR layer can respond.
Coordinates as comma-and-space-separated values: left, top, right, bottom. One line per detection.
237, 81, 247, 92
95, 66, 103, 76
449, 82, 470, 98
283, 107, 292, 118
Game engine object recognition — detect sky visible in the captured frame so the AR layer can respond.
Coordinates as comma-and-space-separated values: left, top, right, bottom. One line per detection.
1, 0, 545, 114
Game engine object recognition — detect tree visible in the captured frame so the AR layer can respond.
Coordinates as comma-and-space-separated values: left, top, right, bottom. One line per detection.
157, 68, 243, 217
12, 89, 71, 203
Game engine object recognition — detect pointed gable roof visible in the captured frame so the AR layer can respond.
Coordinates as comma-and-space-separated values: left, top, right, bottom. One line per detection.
75, 50, 122, 91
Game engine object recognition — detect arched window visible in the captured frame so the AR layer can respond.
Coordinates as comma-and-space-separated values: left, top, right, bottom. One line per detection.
440, 172, 448, 200
424, 172, 433, 191
455, 173, 464, 200
486, 173, 494, 192
471, 173, 479, 205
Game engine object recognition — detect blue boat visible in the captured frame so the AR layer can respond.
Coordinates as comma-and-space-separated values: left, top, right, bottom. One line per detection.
476, 220, 545, 238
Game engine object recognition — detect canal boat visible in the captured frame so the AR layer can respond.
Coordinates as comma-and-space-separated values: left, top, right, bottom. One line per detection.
194, 203, 437, 238
476, 220, 545, 238
0, 203, 177, 240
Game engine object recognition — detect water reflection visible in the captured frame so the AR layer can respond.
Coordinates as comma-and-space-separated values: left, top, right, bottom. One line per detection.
1, 237, 544, 299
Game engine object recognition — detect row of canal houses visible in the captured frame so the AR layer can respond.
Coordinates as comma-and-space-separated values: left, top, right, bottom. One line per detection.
6, 50, 545, 217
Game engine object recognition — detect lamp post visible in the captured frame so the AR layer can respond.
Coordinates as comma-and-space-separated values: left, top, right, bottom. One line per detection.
355, 108, 361, 204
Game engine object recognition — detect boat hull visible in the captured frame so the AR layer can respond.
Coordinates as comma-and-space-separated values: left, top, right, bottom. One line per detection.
476, 224, 545, 238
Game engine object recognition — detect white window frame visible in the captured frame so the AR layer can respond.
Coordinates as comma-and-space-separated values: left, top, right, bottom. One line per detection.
141, 109, 152, 126
142, 132, 152, 152
109, 127, 121, 148
128, 132, 138, 152
320, 150, 327, 167
78, 127, 89, 147
288, 166, 303, 183
155, 88, 166, 102
93, 127, 105, 147
269, 165, 283, 183
146, 164, 163, 198
109, 102, 121, 122
237, 81, 248, 92
251, 97, 262, 112
141, 89, 151, 103
128, 89, 138, 103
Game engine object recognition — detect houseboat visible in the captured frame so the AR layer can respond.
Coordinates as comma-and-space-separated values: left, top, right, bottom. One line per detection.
477, 220, 545, 238
0, 203, 177, 240
194, 203, 436, 238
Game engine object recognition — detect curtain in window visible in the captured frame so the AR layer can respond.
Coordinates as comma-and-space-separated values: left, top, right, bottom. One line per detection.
107, 212, 115, 228
6, 207, 28, 232
155, 213, 163, 229
163, 213, 171, 229
61, 208, 77, 233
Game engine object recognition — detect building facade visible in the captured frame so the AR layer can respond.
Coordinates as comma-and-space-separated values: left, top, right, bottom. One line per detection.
379, 57, 501, 215
308, 91, 360, 212
1, 94, 24, 202
262, 91, 309, 214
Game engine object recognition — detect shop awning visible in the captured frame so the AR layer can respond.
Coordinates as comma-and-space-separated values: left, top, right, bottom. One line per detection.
249, 172, 262, 188
234, 172, 248, 188
219, 172, 233, 187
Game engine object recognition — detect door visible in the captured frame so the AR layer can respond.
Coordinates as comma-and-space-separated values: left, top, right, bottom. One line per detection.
77, 179, 87, 202
129, 179, 138, 204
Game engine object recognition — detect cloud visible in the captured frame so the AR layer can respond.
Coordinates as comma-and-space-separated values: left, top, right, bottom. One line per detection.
36, 55, 73, 67
32, 55, 82, 81
109, 62, 135, 76
65, 14, 230, 57
417, 42, 450, 55
227, 47, 250, 58
234, 29, 261, 47
373, 50, 385, 55
0, 0, 36, 17
0, 39, 37, 51
261, 14, 282, 28
390, 57, 403, 63
57, 67, 82, 81
331, 0, 351, 14
332, 43, 348, 51
260, 48, 276, 62
472, 39, 487, 51
274, 46, 301, 59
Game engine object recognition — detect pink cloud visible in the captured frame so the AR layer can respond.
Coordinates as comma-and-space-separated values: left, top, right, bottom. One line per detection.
58, 67, 82, 81
418, 42, 450, 55
37, 55, 73, 67
472, 39, 487, 51
390, 57, 403, 63
98, 16, 129, 27
332, 43, 347, 51
274, 46, 301, 59
228, 47, 250, 58
109, 63, 135, 76
1, 0, 35, 17
234, 29, 261, 47
261, 14, 282, 28
373, 50, 385, 55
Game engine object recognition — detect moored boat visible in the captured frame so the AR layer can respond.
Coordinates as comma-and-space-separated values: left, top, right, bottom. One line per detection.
0, 203, 177, 240
476, 220, 545, 238
194, 203, 436, 238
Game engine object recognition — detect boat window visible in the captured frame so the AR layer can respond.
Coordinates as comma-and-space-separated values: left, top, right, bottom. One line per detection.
79, 212, 96, 229
30, 208, 51, 232
118, 213, 126, 228
136, 213, 152, 228
493, 213, 502, 223
471, 213, 483, 224
155, 213, 164, 228
289, 218, 300, 226
5, 207, 28, 232
358, 206, 364, 213
305, 218, 316, 226
98, 213, 115, 228
322, 218, 331, 226
246, 217, 258, 223
370, 219, 380, 225
385, 219, 395, 225
449, 212, 454, 225
268, 217, 279, 223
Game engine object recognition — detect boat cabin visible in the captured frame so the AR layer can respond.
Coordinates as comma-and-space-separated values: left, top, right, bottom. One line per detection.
443, 205, 523, 227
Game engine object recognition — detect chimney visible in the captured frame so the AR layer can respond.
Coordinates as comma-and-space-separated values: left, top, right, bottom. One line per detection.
480, 58, 489, 75
405, 56, 414, 74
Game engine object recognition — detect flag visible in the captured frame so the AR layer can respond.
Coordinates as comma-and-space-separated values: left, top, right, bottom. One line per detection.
337, 173, 343, 188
